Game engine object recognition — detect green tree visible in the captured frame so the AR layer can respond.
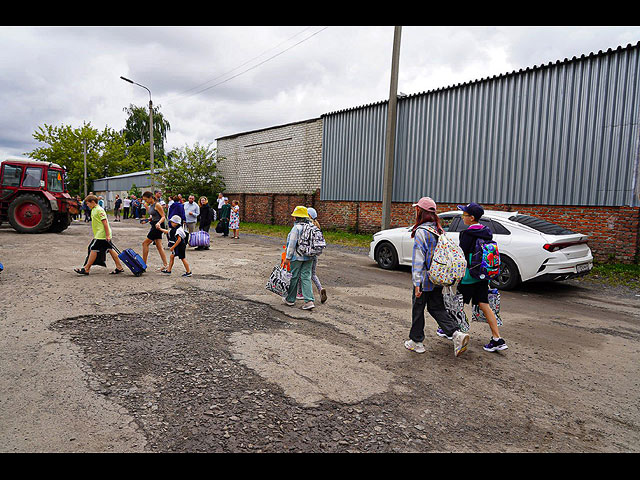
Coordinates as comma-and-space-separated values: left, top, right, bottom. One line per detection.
129, 183, 142, 198
122, 103, 171, 165
155, 142, 225, 201
27, 122, 150, 196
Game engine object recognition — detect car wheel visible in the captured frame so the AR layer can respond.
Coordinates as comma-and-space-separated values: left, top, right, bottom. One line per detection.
375, 242, 399, 270
490, 255, 520, 290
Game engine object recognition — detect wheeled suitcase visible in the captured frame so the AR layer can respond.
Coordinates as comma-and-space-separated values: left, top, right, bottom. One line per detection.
189, 230, 210, 247
110, 243, 147, 276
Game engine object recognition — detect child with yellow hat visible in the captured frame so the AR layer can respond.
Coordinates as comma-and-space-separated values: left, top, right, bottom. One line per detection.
282, 206, 315, 310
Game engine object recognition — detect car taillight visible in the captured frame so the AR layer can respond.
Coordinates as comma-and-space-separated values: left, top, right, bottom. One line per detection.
543, 240, 588, 252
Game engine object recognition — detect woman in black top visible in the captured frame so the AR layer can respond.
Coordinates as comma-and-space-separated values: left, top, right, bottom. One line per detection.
141, 191, 168, 270
197, 196, 215, 250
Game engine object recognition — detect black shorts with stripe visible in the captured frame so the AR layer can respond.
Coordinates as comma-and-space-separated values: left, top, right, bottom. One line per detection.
89, 239, 112, 253
147, 222, 165, 241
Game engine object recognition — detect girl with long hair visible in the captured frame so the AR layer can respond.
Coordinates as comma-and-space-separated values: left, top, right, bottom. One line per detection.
405, 197, 470, 357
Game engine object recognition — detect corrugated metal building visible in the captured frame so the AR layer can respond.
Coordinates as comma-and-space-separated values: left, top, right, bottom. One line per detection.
321, 42, 640, 208
92, 171, 152, 210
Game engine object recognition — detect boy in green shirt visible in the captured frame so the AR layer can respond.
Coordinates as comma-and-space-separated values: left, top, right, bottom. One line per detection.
74, 195, 125, 275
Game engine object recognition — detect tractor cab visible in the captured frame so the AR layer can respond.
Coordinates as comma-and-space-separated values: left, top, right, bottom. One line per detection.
0, 159, 79, 233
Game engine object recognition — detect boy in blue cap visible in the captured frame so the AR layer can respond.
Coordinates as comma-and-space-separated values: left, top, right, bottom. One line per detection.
457, 202, 508, 352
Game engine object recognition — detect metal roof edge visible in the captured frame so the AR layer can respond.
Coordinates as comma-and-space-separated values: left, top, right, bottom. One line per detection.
321, 40, 640, 117
93, 170, 152, 182
215, 117, 322, 142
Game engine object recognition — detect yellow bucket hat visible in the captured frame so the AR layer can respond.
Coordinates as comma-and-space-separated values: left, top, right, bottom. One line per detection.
291, 205, 309, 218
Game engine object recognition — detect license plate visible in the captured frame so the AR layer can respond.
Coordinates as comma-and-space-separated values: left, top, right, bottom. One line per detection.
576, 262, 592, 273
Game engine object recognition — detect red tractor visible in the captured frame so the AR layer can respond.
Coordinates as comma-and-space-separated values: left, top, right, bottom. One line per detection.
0, 159, 79, 233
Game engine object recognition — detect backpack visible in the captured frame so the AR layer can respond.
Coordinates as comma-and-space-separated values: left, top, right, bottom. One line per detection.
295, 222, 326, 257
469, 238, 500, 280
170, 225, 188, 246
421, 226, 467, 287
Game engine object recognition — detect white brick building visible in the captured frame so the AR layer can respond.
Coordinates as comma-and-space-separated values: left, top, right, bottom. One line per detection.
216, 118, 322, 195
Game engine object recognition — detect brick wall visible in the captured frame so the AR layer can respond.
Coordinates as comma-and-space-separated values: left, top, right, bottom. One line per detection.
216, 118, 322, 195
215, 117, 638, 263
220, 190, 640, 263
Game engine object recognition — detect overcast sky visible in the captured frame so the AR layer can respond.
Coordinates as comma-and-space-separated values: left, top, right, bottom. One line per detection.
1, 25, 640, 161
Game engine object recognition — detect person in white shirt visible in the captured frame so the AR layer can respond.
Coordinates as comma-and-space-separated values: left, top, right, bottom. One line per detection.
123, 196, 131, 219
184, 195, 200, 235
216, 193, 225, 220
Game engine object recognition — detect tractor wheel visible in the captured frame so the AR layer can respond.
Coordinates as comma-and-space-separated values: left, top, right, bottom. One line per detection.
49, 213, 71, 233
8, 194, 54, 233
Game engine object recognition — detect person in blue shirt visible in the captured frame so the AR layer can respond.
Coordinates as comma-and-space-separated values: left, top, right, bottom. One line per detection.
168, 195, 186, 225
405, 197, 470, 357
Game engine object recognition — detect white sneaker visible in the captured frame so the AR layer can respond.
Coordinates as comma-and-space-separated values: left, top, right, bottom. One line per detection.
404, 339, 426, 354
302, 301, 315, 310
452, 331, 470, 357
282, 297, 295, 306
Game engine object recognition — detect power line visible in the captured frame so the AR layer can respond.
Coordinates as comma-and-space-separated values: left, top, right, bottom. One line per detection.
167, 27, 315, 102
166, 27, 329, 104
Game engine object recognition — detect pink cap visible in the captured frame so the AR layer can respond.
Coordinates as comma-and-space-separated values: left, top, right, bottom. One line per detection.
412, 196, 437, 212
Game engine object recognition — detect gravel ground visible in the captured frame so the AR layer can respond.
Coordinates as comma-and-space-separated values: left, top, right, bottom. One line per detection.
1, 220, 639, 452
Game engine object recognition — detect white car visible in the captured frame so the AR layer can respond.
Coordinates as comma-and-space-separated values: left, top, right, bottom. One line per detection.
369, 210, 593, 290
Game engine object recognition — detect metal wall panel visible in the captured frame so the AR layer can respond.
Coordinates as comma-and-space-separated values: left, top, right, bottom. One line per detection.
92, 172, 152, 193
321, 102, 388, 201
321, 43, 640, 206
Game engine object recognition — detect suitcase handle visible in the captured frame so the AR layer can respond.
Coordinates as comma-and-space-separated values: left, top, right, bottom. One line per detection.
109, 241, 121, 255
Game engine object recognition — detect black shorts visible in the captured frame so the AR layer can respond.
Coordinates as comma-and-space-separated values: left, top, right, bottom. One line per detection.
147, 222, 165, 241
89, 239, 112, 254
458, 280, 490, 305
172, 242, 186, 259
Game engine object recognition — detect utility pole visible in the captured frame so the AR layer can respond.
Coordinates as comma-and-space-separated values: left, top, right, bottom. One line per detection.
149, 98, 155, 189
381, 26, 402, 231
83, 139, 87, 198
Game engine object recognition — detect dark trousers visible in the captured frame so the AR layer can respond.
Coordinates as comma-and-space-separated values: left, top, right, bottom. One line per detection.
410, 286, 459, 343
123, 207, 129, 219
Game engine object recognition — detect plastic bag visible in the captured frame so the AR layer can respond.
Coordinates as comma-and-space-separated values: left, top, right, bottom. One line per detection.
442, 286, 470, 333
266, 265, 292, 297
472, 288, 503, 326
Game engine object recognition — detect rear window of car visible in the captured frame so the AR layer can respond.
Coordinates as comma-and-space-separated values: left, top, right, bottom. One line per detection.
508, 214, 575, 235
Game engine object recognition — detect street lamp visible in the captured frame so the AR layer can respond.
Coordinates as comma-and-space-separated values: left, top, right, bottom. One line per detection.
120, 76, 155, 188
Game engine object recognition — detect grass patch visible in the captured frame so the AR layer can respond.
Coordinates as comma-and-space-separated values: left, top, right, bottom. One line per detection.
585, 262, 640, 288
240, 222, 373, 248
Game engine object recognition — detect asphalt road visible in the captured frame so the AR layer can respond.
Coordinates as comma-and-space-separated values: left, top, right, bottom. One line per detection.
0, 219, 638, 452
